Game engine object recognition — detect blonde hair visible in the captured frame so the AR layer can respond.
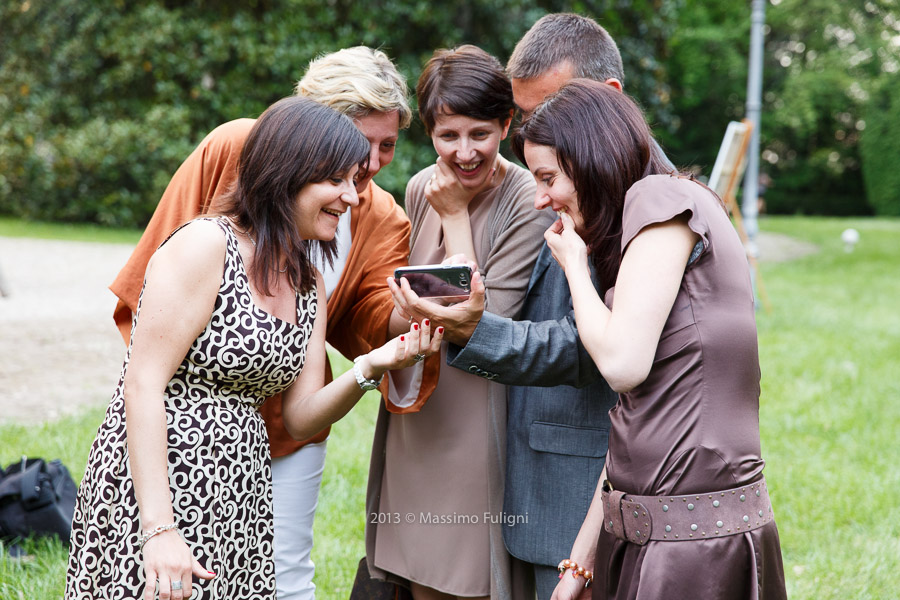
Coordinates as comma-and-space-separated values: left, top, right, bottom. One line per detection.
295, 46, 412, 129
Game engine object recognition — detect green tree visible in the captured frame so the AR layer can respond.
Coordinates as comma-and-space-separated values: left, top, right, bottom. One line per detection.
859, 75, 900, 217
759, 0, 892, 215
661, 0, 899, 216
0, 0, 678, 227
656, 0, 749, 170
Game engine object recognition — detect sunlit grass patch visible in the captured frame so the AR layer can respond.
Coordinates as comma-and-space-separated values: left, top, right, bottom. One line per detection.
756, 216, 900, 600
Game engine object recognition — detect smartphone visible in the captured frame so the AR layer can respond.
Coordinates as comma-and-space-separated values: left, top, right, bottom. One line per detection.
394, 264, 472, 302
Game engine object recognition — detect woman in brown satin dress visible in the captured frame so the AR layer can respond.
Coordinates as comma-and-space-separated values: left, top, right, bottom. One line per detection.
515, 79, 787, 600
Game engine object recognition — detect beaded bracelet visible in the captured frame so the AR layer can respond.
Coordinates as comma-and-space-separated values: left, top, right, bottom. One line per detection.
139, 523, 178, 549
557, 558, 594, 589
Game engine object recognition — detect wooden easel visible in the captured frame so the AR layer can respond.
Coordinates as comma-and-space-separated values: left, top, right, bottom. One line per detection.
707, 119, 771, 312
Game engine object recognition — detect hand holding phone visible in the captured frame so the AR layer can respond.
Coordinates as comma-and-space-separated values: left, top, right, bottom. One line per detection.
394, 264, 472, 302
387, 267, 486, 347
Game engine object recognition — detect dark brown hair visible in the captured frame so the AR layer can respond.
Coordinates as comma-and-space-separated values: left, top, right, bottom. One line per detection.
513, 79, 671, 293
220, 97, 369, 295
416, 45, 513, 134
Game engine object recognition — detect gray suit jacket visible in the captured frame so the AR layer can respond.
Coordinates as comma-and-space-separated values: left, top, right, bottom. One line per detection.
447, 241, 618, 567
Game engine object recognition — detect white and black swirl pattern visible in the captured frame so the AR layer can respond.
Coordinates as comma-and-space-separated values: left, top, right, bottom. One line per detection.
65, 218, 315, 599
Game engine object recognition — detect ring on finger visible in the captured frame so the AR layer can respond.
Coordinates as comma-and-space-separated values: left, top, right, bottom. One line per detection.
172, 581, 184, 591
413, 353, 426, 362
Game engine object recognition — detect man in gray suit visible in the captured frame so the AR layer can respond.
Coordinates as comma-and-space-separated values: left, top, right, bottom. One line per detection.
396, 14, 671, 599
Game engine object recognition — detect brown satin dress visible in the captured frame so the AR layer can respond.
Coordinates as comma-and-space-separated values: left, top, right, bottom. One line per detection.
595, 175, 787, 600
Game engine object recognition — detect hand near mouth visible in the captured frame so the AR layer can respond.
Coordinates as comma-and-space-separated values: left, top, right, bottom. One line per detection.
426, 156, 504, 265
424, 156, 503, 219
545, 210, 588, 274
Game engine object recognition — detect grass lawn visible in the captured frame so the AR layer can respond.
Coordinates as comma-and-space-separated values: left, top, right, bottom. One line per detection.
2, 215, 899, 598
754, 217, 900, 599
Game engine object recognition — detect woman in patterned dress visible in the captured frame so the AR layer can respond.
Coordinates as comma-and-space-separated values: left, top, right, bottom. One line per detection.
65, 97, 443, 600
516, 80, 786, 600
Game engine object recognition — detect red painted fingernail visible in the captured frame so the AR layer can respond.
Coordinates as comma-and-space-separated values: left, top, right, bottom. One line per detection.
413, 323, 419, 330
437, 327, 444, 334
400, 335, 405, 341
423, 319, 430, 327
209, 571, 216, 575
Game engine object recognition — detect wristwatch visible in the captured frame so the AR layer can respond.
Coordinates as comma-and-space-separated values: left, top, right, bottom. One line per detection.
353, 356, 383, 391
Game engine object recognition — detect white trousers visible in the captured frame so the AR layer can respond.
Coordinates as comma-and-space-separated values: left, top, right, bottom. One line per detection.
271, 439, 327, 600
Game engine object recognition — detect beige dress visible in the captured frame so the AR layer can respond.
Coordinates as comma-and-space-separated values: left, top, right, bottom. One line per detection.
370, 163, 551, 596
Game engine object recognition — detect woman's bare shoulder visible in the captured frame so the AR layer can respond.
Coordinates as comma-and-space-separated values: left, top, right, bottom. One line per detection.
149, 218, 228, 277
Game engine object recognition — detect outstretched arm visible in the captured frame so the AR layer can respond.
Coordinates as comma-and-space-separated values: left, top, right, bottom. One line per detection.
284, 273, 444, 440
391, 246, 602, 389
447, 308, 603, 388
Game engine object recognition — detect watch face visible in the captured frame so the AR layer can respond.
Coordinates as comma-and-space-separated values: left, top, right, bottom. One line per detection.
360, 381, 378, 391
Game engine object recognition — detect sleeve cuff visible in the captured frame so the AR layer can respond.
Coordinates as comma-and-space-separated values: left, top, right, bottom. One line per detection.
445, 312, 504, 381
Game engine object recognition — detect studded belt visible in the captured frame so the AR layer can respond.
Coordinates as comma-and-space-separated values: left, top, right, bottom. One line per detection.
601, 477, 774, 545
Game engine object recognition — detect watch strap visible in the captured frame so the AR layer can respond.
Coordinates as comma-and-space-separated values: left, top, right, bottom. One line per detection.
353, 356, 383, 391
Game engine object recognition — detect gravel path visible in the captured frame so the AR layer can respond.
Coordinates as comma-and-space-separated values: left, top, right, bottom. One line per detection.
0, 236, 134, 425
0, 229, 817, 426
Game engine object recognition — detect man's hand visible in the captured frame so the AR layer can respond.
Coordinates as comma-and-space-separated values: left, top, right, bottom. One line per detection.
387, 270, 485, 346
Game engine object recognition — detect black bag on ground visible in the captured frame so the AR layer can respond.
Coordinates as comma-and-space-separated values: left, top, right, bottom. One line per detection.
0, 457, 77, 545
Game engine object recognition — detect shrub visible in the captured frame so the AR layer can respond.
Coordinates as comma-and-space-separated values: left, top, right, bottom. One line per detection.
0, 0, 677, 227
859, 77, 900, 217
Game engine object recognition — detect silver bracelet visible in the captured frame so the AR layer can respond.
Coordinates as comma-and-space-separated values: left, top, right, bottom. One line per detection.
139, 523, 178, 549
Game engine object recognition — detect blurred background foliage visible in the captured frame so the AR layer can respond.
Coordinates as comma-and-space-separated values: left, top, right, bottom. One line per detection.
1, 0, 898, 227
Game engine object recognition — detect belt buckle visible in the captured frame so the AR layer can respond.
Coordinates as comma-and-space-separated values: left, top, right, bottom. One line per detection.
602, 486, 631, 543
602, 483, 651, 547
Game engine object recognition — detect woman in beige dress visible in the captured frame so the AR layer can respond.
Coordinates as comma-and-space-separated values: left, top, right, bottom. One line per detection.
365, 46, 553, 600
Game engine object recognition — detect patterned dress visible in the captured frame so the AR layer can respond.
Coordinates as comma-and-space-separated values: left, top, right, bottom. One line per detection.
66, 217, 317, 599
